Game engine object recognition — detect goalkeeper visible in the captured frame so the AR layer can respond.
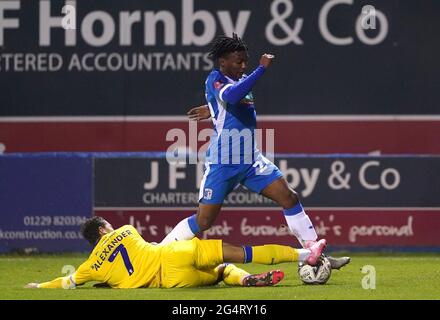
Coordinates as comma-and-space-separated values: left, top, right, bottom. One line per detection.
25, 216, 325, 289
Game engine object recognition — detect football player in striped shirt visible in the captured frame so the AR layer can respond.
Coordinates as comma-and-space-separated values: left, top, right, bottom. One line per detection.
161, 34, 330, 266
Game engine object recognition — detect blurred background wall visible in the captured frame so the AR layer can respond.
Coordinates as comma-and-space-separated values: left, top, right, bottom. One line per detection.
1, 0, 439, 252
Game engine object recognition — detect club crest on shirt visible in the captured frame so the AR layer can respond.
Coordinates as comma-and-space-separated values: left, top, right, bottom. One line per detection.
204, 188, 213, 200
213, 81, 224, 90
240, 92, 254, 105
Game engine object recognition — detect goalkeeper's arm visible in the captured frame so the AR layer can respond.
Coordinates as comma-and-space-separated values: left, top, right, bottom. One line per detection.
25, 274, 79, 289
25, 262, 91, 289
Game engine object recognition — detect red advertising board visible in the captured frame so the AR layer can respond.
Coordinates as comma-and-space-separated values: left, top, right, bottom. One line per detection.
1, 116, 440, 154
96, 209, 440, 249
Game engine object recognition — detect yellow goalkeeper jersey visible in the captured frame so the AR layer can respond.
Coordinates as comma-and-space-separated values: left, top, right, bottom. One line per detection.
39, 225, 162, 289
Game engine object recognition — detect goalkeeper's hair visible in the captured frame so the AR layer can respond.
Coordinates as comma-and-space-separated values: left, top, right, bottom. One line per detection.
208, 33, 248, 60
81, 216, 107, 245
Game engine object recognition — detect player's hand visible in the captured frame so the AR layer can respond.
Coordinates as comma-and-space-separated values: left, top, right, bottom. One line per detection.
259, 54, 275, 68
187, 104, 211, 121
25, 283, 39, 288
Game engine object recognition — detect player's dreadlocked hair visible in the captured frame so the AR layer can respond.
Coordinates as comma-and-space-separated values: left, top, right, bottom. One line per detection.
81, 216, 107, 245
208, 33, 248, 60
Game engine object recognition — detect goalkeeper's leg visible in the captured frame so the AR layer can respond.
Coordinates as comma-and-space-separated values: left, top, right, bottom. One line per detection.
219, 263, 284, 287
222, 242, 325, 266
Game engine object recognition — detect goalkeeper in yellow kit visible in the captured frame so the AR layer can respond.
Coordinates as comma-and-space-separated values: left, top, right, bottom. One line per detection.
25, 216, 325, 289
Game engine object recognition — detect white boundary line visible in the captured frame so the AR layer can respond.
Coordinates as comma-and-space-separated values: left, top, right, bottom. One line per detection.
94, 207, 440, 211
1, 115, 440, 122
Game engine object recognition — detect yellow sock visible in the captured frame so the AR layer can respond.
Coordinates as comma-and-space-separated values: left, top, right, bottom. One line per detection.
222, 264, 250, 286
252, 245, 299, 264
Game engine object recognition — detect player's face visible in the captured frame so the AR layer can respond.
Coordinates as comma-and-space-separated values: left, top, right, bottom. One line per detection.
103, 221, 114, 232
98, 220, 114, 235
220, 51, 249, 80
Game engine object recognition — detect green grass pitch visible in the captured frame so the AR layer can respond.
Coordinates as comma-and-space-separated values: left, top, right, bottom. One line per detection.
0, 253, 439, 300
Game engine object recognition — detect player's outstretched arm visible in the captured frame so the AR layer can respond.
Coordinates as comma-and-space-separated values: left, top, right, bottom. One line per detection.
25, 275, 77, 289
187, 104, 211, 121
25, 261, 92, 289
220, 53, 275, 105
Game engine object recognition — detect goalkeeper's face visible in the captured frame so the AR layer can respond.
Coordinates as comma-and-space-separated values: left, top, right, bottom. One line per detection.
98, 220, 114, 236
219, 50, 249, 80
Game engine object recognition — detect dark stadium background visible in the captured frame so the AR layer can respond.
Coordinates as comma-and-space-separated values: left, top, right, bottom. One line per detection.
1, 0, 439, 253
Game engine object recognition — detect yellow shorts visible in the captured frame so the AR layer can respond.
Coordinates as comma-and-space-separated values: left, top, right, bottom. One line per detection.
160, 238, 223, 288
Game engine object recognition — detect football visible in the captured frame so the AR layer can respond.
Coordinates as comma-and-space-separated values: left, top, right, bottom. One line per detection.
298, 257, 332, 285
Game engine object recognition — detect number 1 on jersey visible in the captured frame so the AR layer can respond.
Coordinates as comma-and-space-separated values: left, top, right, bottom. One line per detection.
109, 244, 134, 276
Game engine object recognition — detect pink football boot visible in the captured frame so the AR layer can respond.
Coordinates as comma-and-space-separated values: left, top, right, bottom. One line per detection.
306, 239, 327, 266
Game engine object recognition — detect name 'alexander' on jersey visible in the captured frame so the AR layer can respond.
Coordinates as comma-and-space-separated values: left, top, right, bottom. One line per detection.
90, 227, 134, 272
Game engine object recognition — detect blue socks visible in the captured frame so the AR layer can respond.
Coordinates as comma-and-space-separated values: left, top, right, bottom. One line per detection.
242, 246, 253, 263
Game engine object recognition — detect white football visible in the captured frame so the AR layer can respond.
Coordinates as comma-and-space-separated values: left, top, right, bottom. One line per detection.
298, 257, 332, 285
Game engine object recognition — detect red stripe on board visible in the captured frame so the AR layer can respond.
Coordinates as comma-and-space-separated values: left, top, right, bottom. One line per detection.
97, 210, 440, 248
1, 120, 439, 153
